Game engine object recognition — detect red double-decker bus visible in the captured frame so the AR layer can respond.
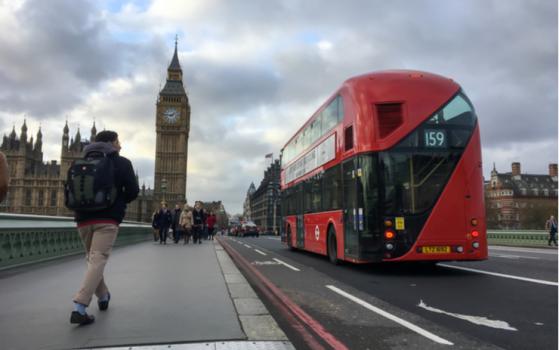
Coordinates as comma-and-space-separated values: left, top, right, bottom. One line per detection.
280, 70, 487, 264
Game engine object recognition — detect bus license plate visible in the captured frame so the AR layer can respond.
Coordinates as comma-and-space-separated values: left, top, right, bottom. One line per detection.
422, 246, 450, 254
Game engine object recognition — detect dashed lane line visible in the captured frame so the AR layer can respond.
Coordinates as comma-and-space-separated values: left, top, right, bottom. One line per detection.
244, 244, 252, 249
438, 264, 558, 286
326, 285, 454, 346
255, 249, 268, 256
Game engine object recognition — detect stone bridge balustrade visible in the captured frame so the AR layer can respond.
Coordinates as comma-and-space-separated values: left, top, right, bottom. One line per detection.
0, 213, 152, 270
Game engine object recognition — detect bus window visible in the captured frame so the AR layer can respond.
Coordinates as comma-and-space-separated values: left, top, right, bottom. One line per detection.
310, 119, 321, 145
311, 176, 322, 212
323, 165, 342, 210
344, 126, 354, 151
323, 97, 338, 132
337, 95, 344, 122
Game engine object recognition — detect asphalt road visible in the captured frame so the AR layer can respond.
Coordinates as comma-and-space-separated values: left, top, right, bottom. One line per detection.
221, 236, 558, 350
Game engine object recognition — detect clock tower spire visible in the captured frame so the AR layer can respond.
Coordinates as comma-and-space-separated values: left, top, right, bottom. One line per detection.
154, 40, 190, 206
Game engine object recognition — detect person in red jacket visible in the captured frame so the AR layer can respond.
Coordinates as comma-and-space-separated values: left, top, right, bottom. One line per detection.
206, 211, 217, 241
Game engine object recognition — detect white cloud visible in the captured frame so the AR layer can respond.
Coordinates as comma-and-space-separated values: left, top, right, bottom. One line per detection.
0, 0, 556, 215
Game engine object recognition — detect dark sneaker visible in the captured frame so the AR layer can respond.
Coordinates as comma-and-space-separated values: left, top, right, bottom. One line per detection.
98, 293, 111, 311
70, 311, 95, 325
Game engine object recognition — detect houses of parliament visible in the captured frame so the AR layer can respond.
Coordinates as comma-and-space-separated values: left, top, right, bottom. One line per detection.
0, 42, 194, 222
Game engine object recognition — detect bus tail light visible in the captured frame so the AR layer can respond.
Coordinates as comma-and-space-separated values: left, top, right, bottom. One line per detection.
384, 219, 393, 227
384, 230, 395, 239
472, 242, 480, 249
453, 246, 464, 253
385, 243, 394, 251
471, 218, 478, 226
471, 230, 480, 238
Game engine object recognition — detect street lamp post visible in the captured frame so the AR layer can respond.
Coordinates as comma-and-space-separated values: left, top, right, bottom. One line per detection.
161, 178, 167, 204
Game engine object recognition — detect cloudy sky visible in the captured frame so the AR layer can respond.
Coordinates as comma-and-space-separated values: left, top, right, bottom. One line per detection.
0, 0, 556, 214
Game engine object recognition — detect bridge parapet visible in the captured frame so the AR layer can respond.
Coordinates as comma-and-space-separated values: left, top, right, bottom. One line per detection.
0, 213, 151, 270
487, 229, 549, 247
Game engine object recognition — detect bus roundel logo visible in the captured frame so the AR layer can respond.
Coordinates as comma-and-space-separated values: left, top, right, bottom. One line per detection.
315, 225, 320, 240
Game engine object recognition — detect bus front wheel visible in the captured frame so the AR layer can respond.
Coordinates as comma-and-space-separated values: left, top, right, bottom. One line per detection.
327, 227, 339, 265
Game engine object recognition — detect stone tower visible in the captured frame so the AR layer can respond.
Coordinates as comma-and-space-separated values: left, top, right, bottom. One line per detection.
154, 40, 190, 206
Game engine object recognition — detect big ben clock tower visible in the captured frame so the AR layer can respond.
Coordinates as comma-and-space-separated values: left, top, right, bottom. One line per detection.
154, 40, 190, 205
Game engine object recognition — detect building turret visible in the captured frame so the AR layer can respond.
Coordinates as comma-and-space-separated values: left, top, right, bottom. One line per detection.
9, 125, 16, 139
75, 128, 81, 145
20, 119, 27, 143
34, 127, 42, 152
62, 121, 69, 150
90, 122, 97, 142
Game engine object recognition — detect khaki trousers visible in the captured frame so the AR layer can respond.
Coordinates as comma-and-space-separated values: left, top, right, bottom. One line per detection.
73, 223, 118, 306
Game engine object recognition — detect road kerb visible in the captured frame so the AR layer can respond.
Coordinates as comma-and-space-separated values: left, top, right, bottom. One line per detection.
214, 240, 289, 342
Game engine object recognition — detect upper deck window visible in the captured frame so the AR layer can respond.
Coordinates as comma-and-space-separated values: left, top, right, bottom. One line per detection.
283, 95, 344, 166
426, 93, 476, 127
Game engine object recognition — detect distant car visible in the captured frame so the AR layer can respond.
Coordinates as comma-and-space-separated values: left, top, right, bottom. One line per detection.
240, 222, 259, 237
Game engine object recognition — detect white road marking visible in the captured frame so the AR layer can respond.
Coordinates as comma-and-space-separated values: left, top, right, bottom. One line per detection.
418, 300, 517, 331
492, 254, 540, 260
273, 258, 300, 271
326, 285, 453, 346
254, 249, 267, 256
252, 261, 281, 266
244, 244, 252, 249
438, 264, 558, 286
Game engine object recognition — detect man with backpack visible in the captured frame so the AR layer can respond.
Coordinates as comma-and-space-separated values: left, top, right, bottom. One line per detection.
66, 130, 139, 325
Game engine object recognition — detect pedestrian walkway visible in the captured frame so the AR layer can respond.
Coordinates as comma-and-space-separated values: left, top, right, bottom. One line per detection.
0, 238, 293, 350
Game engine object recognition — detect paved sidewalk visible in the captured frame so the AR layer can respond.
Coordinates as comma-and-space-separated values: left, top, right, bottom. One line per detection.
0, 238, 292, 350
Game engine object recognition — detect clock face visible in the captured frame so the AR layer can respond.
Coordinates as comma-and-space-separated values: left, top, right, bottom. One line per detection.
163, 108, 179, 123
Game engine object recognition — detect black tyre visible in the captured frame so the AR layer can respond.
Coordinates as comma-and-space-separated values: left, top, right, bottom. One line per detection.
327, 226, 339, 265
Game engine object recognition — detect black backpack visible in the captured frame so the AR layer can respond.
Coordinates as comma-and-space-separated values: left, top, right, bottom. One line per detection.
64, 151, 118, 212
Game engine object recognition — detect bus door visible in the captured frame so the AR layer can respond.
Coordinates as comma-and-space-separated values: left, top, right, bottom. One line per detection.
342, 158, 360, 257
296, 214, 305, 248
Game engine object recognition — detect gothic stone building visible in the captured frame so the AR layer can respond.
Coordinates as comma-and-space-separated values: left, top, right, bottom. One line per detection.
250, 160, 281, 234
485, 162, 558, 229
0, 43, 194, 223
153, 41, 190, 207
0, 121, 155, 222
243, 182, 256, 221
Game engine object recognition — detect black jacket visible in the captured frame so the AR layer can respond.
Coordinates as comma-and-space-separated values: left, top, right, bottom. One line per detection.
192, 208, 206, 227
154, 209, 172, 229
74, 142, 139, 224
172, 208, 182, 229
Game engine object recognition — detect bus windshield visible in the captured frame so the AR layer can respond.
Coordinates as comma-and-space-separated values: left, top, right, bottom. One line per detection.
380, 91, 477, 215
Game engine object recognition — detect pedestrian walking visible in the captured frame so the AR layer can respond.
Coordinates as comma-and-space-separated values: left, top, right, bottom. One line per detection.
171, 203, 182, 243
156, 202, 172, 244
207, 211, 217, 241
66, 130, 139, 325
151, 210, 160, 242
0, 151, 8, 203
545, 215, 558, 247
180, 204, 193, 244
192, 201, 206, 244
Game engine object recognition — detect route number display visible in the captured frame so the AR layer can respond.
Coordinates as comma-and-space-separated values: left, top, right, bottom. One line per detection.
424, 129, 447, 148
